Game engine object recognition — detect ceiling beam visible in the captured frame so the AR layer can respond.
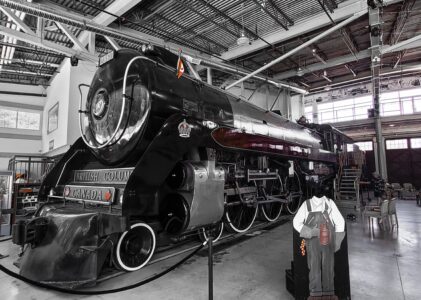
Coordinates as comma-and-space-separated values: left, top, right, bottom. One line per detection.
388, 0, 416, 45
154, 13, 228, 51
251, 0, 288, 30
316, 0, 358, 58
55, 22, 89, 53
77, 0, 145, 47
0, 40, 64, 58
193, 1, 257, 37
0, 7, 34, 34
0, 57, 60, 68
104, 36, 121, 51
195, 0, 268, 44
266, 0, 294, 26
131, 0, 175, 27
172, 0, 238, 38
274, 30, 421, 81
225, 11, 365, 90
383, 33, 421, 54
0, 0, 207, 58
0, 25, 97, 62
221, 0, 402, 61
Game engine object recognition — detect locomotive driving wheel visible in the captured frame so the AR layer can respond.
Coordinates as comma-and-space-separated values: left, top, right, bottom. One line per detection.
260, 176, 284, 222
224, 193, 258, 233
114, 223, 156, 271
198, 222, 224, 243
284, 171, 303, 214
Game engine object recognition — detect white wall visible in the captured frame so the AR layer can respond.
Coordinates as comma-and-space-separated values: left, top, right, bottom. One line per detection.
0, 84, 45, 171
42, 60, 71, 153
41, 59, 96, 154
290, 95, 304, 122
67, 61, 97, 146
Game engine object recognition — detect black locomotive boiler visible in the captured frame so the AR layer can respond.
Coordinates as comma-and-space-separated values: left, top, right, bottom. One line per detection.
12, 47, 350, 286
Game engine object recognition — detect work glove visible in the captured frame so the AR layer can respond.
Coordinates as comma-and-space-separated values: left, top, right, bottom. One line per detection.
335, 231, 345, 252
300, 225, 319, 239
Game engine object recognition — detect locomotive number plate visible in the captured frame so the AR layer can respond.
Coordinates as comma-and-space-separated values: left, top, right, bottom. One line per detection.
64, 185, 115, 205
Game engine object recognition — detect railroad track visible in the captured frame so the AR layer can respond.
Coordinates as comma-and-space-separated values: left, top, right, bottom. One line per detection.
97, 215, 292, 284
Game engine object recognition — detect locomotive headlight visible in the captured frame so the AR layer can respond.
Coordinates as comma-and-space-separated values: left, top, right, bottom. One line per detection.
92, 89, 109, 119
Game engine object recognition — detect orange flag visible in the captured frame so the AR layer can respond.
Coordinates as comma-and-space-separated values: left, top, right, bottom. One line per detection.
176, 50, 184, 79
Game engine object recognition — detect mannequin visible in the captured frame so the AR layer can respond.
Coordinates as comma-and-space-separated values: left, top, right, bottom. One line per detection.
293, 180, 345, 300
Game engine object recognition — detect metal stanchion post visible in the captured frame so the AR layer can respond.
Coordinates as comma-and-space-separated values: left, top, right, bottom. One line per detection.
208, 236, 213, 300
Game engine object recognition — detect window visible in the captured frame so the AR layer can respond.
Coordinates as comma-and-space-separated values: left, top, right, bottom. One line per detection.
347, 141, 372, 152
17, 112, 41, 130
379, 89, 421, 117
0, 109, 17, 128
305, 95, 373, 124
386, 139, 408, 150
304, 106, 313, 123
414, 97, 421, 113
0, 107, 41, 130
381, 99, 400, 117
410, 138, 421, 149
305, 88, 421, 124
355, 141, 373, 151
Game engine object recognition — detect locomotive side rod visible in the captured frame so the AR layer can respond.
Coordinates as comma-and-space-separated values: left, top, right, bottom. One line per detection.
97, 216, 291, 284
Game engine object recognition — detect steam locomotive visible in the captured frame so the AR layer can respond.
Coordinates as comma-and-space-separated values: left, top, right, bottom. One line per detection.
12, 47, 351, 287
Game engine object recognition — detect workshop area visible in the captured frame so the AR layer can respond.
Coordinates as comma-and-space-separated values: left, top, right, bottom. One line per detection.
0, 0, 421, 299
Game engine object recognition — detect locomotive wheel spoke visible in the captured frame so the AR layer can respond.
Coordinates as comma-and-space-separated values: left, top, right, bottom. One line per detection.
260, 176, 284, 222
285, 172, 303, 215
224, 195, 258, 233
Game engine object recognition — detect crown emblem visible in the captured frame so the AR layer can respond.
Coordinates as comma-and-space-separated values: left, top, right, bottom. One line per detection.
178, 119, 191, 138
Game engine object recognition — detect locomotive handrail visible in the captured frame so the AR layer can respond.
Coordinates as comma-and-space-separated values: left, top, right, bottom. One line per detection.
78, 56, 145, 149
78, 83, 96, 149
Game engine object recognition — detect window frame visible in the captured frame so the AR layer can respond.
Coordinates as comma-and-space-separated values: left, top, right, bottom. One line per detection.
0, 106, 41, 131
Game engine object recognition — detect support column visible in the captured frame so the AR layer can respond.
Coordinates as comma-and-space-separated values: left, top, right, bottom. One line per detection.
207, 67, 212, 85
265, 84, 270, 111
369, 3, 388, 180
312, 101, 319, 124
299, 94, 305, 117
285, 90, 292, 120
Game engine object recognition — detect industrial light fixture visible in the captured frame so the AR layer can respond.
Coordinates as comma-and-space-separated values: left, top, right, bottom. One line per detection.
296, 67, 304, 77
237, 3, 250, 46
237, 31, 250, 46
372, 55, 381, 63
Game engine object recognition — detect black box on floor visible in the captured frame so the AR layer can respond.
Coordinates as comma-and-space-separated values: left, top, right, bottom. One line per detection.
286, 226, 351, 300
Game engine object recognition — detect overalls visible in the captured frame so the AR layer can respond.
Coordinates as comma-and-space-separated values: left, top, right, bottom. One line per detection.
304, 199, 336, 297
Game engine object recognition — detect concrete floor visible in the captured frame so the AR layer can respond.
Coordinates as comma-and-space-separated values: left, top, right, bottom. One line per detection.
0, 201, 420, 300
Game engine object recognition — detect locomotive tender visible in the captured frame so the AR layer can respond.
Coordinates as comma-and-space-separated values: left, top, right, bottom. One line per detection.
12, 47, 350, 286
